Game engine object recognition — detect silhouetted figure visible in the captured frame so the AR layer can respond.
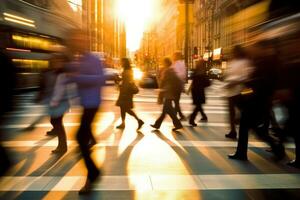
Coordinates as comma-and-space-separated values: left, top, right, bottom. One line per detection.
172, 51, 186, 120
223, 45, 253, 139
116, 58, 144, 130
151, 58, 183, 131
228, 42, 285, 161
66, 30, 105, 194
0, 51, 16, 176
189, 59, 209, 126
157, 63, 168, 104
48, 54, 70, 154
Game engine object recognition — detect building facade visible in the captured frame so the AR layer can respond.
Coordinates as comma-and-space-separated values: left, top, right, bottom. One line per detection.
82, 0, 125, 65
192, 0, 270, 66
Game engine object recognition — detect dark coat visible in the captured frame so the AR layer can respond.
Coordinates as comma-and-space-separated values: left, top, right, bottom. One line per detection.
160, 68, 183, 100
191, 73, 209, 105
116, 69, 134, 109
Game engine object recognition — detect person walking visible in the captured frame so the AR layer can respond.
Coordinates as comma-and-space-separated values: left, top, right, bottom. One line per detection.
66, 29, 105, 194
116, 58, 144, 130
172, 51, 186, 120
223, 45, 254, 139
48, 54, 70, 154
151, 58, 183, 131
189, 59, 209, 126
228, 42, 285, 161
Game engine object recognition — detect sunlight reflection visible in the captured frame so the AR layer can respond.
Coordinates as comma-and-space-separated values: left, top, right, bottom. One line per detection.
127, 134, 201, 199
93, 112, 115, 136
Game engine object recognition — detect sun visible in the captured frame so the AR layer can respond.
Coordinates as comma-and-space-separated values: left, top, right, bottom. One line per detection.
117, 0, 158, 52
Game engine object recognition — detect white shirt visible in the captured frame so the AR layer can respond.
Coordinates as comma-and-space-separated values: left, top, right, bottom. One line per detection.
224, 58, 253, 97
172, 60, 186, 82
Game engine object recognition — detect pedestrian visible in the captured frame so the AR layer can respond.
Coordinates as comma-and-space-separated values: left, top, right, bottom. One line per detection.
172, 51, 186, 120
188, 59, 209, 126
151, 57, 183, 131
66, 29, 105, 194
0, 51, 16, 176
228, 41, 285, 161
157, 61, 169, 104
116, 58, 144, 130
223, 45, 254, 139
48, 54, 70, 154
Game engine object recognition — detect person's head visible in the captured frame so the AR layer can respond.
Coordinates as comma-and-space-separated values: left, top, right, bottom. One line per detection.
121, 58, 131, 70
173, 51, 183, 61
195, 59, 206, 75
50, 53, 69, 73
66, 29, 89, 54
162, 57, 172, 68
232, 45, 247, 59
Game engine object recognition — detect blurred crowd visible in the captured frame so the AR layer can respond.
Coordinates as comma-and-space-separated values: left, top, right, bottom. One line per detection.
0, 0, 299, 195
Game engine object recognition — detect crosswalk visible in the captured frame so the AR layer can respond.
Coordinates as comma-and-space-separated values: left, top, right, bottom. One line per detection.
1, 81, 300, 199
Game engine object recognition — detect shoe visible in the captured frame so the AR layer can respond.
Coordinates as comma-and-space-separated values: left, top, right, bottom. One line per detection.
287, 160, 300, 168
116, 123, 125, 129
225, 131, 237, 139
200, 117, 208, 122
46, 129, 57, 136
137, 120, 144, 130
51, 148, 67, 154
79, 179, 91, 195
189, 121, 197, 127
79, 169, 101, 195
172, 126, 183, 131
150, 124, 159, 130
228, 153, 248, 161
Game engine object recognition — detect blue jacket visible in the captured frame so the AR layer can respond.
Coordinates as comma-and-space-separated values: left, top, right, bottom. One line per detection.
69, 53, 105, 108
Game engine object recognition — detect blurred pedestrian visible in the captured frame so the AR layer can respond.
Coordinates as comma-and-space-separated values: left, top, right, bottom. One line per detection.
157, 61, 168, 104
66, 29, 105, 194
228, 41, 285, 161
151, 57, 183, 131
223, 45, 253, 139
116, 58, 144, 130
48, 54, 70, 154
0, 51, 16, 176
172, 51, 186, 120
188, 59, 209, 126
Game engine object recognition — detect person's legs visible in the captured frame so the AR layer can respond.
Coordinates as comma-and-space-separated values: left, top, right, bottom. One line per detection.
226, 96, 237, 139
152, 101, 168, 129
198, 104, 208, 121
126, 109, 144, 130
0, 144, 11, 176
165, 99, 183, 130
76, 108, 100, 182
116, 107, 126, 129
174, 92, 185, 120
51, 116, 67, 153
189, 105, 199, 126
228, 109, 250, 160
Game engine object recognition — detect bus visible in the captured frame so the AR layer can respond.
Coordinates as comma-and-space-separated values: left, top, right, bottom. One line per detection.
0, 0, 81, 90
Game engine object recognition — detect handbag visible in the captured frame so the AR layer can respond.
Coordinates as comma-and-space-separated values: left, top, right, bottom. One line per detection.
129, 82, 139, 94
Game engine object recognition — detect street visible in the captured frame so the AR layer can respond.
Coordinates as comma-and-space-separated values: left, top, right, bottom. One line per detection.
0, 81, 300, 200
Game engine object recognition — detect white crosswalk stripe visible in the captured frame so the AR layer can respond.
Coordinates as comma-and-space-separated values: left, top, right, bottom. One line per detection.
1, 174, 300, 191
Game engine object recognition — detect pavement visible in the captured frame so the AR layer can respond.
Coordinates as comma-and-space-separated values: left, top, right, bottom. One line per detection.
0, 80, 300, 200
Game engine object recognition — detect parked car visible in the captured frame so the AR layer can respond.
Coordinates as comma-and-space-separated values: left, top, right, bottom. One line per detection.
208, 68, 223, 80
138, 70, 158, 88
103, 68, 121, 84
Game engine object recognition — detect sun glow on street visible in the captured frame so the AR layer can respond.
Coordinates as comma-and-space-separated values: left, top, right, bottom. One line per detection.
117, 0, 158, 52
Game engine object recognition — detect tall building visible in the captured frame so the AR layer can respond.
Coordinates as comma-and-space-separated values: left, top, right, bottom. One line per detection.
83, 0, 125, 64
192, 0, 270, 65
